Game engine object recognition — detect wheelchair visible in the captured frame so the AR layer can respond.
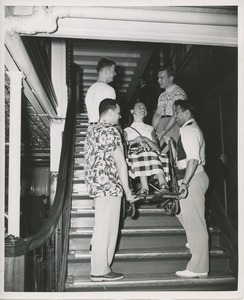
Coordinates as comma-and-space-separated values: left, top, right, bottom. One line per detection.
123, 138, 181, 219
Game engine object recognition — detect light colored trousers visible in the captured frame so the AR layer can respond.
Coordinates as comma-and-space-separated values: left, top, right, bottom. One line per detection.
177, 170, 209, 273
91, 196, 122, 276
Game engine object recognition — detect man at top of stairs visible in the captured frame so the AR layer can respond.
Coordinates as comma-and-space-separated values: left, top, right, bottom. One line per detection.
85, 57, 116, 130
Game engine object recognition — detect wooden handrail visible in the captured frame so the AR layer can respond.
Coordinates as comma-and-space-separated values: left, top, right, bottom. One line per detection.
19, 63, 80, 291
25, 94, 76, 250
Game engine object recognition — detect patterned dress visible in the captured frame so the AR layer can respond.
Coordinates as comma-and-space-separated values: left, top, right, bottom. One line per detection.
84, 122, 123, 198
124, 122, 169, 180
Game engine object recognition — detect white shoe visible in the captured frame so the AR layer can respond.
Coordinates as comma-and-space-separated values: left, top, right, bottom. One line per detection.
175, 269, 208, 279
185, 242, 190, 249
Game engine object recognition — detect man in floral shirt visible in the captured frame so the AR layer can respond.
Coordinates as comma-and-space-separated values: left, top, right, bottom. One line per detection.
85, 98, 136, 282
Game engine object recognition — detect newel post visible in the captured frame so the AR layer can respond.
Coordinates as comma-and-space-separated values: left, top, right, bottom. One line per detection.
4, 235, 28, 291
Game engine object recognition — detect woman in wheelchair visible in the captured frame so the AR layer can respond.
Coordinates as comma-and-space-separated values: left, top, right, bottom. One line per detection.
124, 101, 170, 200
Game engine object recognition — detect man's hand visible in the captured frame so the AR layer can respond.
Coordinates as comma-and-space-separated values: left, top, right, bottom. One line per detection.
178, 184, 188, 199
124, 190, 140, 203
157, 129, 168, 141
161, 135, 172, 144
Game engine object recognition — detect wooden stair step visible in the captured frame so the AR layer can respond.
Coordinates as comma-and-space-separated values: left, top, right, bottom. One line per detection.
65, 272, 236, 292
71, 199, 93, 210
73, 165, 84, 171
76, 129, 87, 134
74, 157, 85, 165
68, 226, 221, 251
70, 208, 183, 227
67, 247, 231, 277
76, 123, 89, 128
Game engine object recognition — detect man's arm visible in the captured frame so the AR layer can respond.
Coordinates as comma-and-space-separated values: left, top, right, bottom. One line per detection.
178, 159, 198, 199
111, 146, 136, 202
158, 115, 177, 140
152, 108, 162, 131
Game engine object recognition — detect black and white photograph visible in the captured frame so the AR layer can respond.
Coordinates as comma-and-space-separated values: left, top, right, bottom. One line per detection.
1, 1, 243, 300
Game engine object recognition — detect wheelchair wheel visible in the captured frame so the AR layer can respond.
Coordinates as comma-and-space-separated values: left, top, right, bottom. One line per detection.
126, 201, 136, 218
164, 199, 180, 216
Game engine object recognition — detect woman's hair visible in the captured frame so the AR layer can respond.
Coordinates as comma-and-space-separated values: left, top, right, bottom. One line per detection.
124, 101, 148, 127
130, 100, 147, 111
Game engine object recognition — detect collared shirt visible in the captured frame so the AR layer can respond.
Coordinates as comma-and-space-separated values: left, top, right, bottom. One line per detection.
84, 122, 123, 198
157, 84, 187, 116
85, 82, 116, 122
177, 118, 206, 170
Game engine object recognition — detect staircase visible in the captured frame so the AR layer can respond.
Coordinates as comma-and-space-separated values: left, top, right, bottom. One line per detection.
65, 113, 237, 292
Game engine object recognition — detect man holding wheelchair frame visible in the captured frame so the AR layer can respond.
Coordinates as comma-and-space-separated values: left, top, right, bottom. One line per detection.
163, 99, 210, 279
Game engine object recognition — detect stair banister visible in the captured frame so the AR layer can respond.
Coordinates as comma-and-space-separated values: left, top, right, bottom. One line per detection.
4, 63, 79, 292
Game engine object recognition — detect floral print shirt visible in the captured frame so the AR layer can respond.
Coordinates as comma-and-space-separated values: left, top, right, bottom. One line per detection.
84, 122, 123, 198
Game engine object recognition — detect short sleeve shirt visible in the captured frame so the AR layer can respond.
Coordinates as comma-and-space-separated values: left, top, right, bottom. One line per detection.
85, 82, 116, 122
157, 84, 187, 116
84, 123, 123, 198
180, 119, 206, 166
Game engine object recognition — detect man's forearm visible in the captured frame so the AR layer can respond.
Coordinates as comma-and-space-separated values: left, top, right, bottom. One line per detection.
182, 159, 198, 185
152, 113, 161, 130
164, 116, 177, 132
116, 160, 131, 193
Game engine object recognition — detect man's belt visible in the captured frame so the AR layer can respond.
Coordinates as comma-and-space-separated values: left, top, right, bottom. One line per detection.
161, 115, 171, 118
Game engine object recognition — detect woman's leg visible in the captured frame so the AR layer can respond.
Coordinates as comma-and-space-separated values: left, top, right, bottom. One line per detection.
156, 173, 168, 186
139, 176, 149, 190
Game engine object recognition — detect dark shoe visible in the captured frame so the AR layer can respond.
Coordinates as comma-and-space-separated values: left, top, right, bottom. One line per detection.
159, 183, 170, 194
91, 271, 124, 282
136, 188, 149, 200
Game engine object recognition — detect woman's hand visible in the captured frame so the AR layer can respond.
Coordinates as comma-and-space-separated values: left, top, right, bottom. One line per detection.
135, 136, 144, 143
140, 141, 150, 150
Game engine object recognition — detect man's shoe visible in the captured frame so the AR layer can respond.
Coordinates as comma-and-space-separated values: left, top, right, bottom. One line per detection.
175, 269, 208, 279
185, 242, 190, 249
91, 271, 124, 282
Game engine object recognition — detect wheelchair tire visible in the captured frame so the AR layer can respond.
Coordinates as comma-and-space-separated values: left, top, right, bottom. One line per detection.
164, 199, 180, 216
126, 201, 136, 218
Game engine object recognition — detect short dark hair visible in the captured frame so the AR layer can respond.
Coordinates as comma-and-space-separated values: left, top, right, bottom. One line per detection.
99, 98, 119, 116
96, 58, 116, 73
174, 100, 196, 117
159, 66, 175, 78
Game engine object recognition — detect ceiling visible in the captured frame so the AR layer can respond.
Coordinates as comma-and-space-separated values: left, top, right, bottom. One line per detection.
4, 5, 238, 167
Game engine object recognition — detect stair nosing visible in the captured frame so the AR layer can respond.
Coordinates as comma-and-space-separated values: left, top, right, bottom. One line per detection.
67, 247, 230, 260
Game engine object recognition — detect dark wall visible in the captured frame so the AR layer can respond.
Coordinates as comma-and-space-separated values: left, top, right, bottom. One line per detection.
175, 45, 237, 230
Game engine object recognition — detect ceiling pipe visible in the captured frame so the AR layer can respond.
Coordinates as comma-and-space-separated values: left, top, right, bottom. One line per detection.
5, 6, 58, 118
5, 6, 59, 36
5, 31, 58, 118
49, 6, 237, 27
